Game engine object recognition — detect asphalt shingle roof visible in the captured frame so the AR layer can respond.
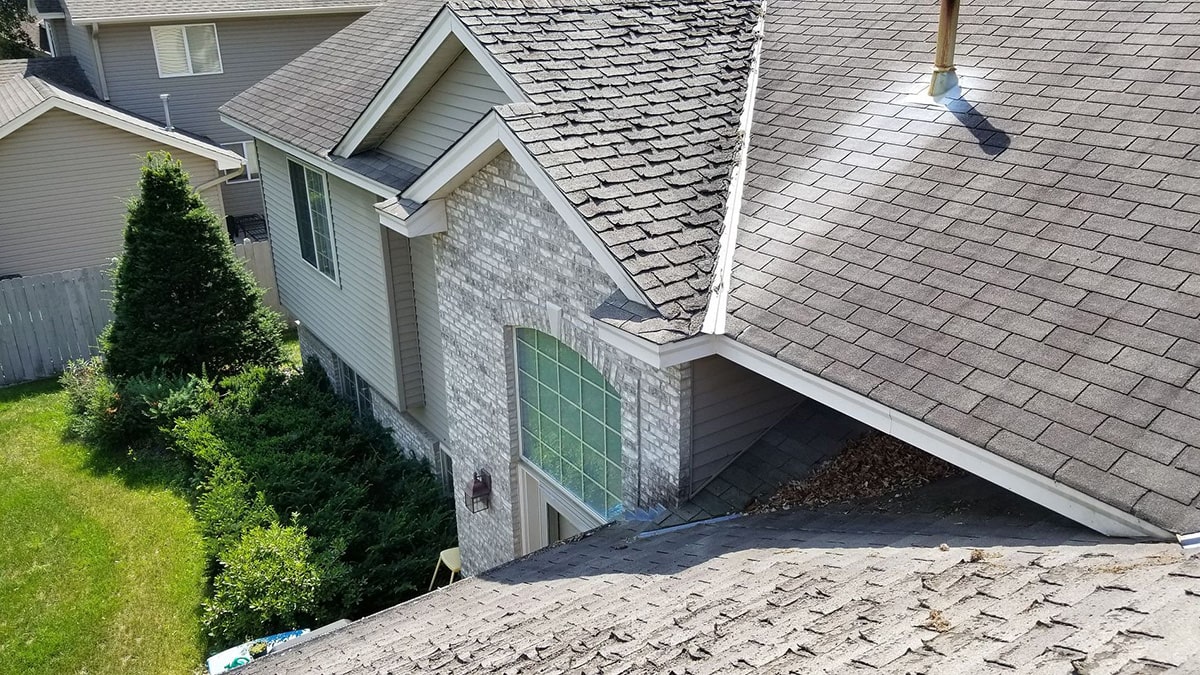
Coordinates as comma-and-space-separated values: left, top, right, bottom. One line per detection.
59, 0, 375, 22
220, 0, 444, 154
729, 0, 1200, 535
32, 0, 63, 14
0, 57, 96, 124
234, 504, 1200, 674
466, 0, 758, 334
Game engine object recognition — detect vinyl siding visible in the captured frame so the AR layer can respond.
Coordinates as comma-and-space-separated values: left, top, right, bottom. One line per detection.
64, 18, 98, 91
377, 50, 508, 168
220, 178, 262, 218
408, 235, 448, 440
384, 229, 423, 408
0, 108, 222, 277
258, 141, 400, 405
96, 14, 360, 144
46, 18, 71, 57
689, 356, 803, 495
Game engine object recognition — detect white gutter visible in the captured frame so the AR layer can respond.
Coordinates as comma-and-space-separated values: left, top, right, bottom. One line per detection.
700, 1, 765, 336
1180, 532, 1200, 549
70, 5, 376, 25
89, 23, 110, 100
197, 166, 243, 192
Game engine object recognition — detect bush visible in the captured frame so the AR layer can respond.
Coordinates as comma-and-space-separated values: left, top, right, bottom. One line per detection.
62, 359, 216, 449
200, 365, 457, 618
195, 457, 279, 563
102, 152, 284, 379
202, 521, 346, 646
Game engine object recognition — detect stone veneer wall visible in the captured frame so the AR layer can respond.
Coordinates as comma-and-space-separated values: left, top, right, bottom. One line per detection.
432, 152, 692, 574
296, 323, 441, 466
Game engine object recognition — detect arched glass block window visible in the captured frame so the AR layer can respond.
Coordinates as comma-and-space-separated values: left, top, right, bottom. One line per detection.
515, 328, 623, 519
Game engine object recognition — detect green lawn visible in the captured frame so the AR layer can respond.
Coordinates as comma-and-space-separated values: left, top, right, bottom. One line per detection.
0, 380, 206, 675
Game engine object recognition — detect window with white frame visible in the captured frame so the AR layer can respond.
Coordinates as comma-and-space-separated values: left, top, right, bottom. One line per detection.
287, 160, 337, 280
221, 141, 259, 182
151, 24, 222, 77
515, 328, 623, 520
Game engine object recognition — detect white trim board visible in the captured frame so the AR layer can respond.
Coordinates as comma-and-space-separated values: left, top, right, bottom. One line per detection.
701, 6, 764, 336
376, 198, 447, 237
334, 8, 526, 157
402, 111, 654, 307
69, 5, 376, 25
220, 115, 398, 197
2, 95, 242, 169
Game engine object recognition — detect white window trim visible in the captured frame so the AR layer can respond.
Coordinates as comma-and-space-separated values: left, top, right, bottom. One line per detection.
151, 23, 223, 78
290, 159, 340, 284
221, 140, 259, 182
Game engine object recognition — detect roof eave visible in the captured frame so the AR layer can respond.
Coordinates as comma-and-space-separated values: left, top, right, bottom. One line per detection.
68, 4, 377, 25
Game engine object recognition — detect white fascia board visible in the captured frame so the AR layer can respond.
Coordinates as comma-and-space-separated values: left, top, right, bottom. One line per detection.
220, 114, 397, 197
70, 5, 376, 25
376, 198, 446, 237
700, 8, 764, 336
37, 11, 66, 18
404, 112, 653, 307
334, 8, 526, 158
1, 96, 242, 169
715, 337, 1174, 541
594, 321, 717, 369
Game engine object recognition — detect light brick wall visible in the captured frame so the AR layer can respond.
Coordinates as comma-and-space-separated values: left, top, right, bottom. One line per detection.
432, 153, 692, 574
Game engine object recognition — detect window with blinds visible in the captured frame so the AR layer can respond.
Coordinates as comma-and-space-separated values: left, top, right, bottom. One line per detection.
151, 24, 222, 77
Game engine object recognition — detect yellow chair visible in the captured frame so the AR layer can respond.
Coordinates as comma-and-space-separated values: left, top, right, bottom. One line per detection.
428, 547, 461, 591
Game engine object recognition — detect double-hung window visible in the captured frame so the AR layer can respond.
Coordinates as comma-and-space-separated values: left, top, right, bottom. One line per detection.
288, 160, 337, 280
151, 24, 222, 77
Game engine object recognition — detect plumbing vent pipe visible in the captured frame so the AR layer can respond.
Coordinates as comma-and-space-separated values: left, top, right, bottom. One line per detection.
160, 93, 174, 131
928, 0, 960, 97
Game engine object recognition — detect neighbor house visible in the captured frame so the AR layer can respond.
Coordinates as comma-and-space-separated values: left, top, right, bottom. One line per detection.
221, 0, 1200, 575
0, 57, 241, 277
28, 0, 377, 219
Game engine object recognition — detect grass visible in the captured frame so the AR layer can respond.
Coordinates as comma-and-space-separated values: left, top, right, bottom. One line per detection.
0, 380, 206, 675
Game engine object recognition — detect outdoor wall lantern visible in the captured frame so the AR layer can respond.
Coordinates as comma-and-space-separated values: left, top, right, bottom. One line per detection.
466, 470, 491, 513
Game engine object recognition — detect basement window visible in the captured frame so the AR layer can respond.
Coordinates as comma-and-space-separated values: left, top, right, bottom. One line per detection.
334, 356, 373, 419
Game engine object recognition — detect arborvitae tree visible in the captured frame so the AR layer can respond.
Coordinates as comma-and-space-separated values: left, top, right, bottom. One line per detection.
103, 152, 283, 378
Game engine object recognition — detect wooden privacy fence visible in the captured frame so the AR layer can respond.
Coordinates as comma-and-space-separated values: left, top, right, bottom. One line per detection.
0, 265, 112, 386
0, 240, 283, 386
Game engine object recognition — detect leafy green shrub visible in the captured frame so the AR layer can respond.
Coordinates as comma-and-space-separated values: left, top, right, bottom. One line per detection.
195, 457, 279, 563
202, 521, 346, 646
61, 357, 126, 448
102, 152, 284, 379
207, 365, 457, 618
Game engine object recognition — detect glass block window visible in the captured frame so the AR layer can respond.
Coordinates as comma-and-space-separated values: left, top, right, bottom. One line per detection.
515, 328, 623, 519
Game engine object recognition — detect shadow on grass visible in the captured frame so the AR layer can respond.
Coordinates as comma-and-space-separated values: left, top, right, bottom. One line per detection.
80, 442, 196, 496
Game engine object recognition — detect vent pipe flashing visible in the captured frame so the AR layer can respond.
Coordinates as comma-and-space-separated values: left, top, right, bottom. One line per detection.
928, 0, 960, 98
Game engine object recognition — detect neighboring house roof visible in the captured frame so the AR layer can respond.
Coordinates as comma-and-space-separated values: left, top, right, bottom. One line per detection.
727, 0, 1200, 535
0, 58, 241, 169
234, 503, 1200, 674
54, 0, 376, 23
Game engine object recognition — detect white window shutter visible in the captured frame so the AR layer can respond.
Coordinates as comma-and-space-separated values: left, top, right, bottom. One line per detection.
151, 26, 189, 76
185, 25, 222, 74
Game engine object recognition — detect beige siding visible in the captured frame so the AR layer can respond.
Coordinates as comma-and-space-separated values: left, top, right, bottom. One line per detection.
689, 356, 803, 495
377, 51, 509, 167
220, 178, 263, 218
258, 142, 400, 405
96, 14, 360, 144
408, 235, 448, 440
384, 229, 424, 408
0, 108, 223, 277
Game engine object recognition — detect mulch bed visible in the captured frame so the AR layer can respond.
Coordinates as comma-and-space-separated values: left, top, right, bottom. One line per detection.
748, 431, 961, 512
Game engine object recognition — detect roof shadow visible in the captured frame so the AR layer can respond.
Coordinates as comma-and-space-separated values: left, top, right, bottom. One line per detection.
942, 96, 1011, 156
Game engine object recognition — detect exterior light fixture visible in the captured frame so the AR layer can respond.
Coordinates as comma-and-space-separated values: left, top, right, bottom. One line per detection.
466, 470, 491, 513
